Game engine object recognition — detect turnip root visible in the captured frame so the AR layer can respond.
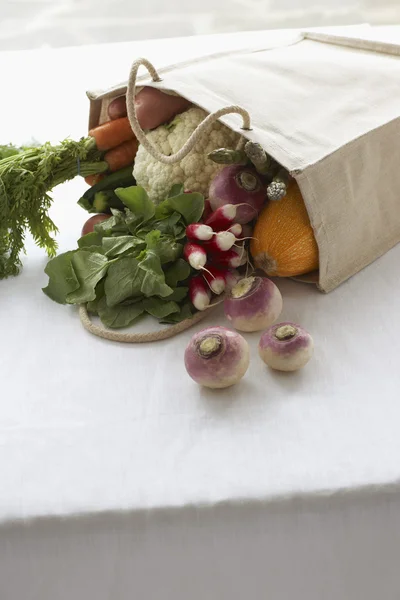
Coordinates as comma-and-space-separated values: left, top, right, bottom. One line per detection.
184, 326, 250, 389
208, 165, 266, 224
224, 276, 282, 332
258, 322, 314, 371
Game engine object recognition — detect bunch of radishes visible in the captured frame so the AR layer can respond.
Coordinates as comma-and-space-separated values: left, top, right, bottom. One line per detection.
184, 164, 269, 311
184, 204, 249, 311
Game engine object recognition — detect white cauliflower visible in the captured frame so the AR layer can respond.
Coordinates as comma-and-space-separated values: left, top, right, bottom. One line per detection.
133, 107, 241, 203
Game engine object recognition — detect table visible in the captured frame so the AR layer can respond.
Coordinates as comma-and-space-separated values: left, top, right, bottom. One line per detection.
2, 26, 400, 600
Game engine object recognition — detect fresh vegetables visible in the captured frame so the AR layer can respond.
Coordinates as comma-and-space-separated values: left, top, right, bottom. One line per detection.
258, 322, 314, 371
43, 186, 204, 327
202, 266, 227, 295
224, 276, 282, 332
189, 276, 211, 310
183, 243, 207, 270
88, 117, 136, 152
103, 138, 139, 172
250, 181, 319, 277
81, 214, 110, 237
208, 165, 266, 224
202, 230, 236, 253
133, 107, 241, 203
84, 173, 106, 186
134, 86, 192, 131
184, 326, 250, 388
186, 223, 214, 241
0, 137, 110, 278
108, 96, 127, 120
205, 204, 237, 231
78, 166, 136, 213
209, 247, 246, 269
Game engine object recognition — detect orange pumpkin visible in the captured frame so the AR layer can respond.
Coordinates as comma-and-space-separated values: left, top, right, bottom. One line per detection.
250, 181, 319, 277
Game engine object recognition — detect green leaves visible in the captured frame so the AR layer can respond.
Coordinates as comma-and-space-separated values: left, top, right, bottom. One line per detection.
164, 259, 191, 287
105, 256, 141, 306
102, 236, 145, 257
42, 251, 79, 304
97, 296, 144, 328
114, 186, 155, 223
43, 184, 202, 328
67, 251, 109, 303
139, 251, 173, 298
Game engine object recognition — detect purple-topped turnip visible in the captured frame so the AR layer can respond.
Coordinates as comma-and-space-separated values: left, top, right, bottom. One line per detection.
208, 165, 266, 224
224, 276, 282, 332
258, 322, 314, 371
184, 326, 250, 388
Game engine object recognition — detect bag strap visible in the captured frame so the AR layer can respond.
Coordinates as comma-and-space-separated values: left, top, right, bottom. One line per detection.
126, 57, 252, 164
79, 303, 213, 344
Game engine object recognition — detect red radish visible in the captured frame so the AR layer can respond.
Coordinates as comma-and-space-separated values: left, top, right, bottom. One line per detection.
184, 326, 250, 388
209, 166, 266, 224
202, 266, 228, 295
81, 214, 110, 237
224, 276, 283, 332
186, 223, 214, 241
202, 231, 236, 253
189, 276, 211, 311
183, 243, 207, 270
205, 204, 237, 230
259, 322, 314, 371
229, 223, 242, 237
209, 247, 243, 269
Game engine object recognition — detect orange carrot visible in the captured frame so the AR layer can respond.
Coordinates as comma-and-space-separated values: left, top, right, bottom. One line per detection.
89, 117, 135, 151
84, 173, 106, 186
104, 139, 139, 172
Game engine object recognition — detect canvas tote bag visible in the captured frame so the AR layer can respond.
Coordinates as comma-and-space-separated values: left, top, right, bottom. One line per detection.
86, 27, 400, 294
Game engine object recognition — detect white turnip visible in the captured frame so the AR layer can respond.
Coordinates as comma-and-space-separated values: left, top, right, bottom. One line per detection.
184, 326, 250, 389
208, 165, 266, 224
224, 276, 282, 332
258, 322, 314, 371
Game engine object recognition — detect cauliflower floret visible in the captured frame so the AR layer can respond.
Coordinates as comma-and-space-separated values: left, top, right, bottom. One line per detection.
133, 107, 241, 203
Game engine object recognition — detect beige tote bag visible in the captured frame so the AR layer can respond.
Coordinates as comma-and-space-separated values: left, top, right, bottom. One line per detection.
87, 27, 400, 293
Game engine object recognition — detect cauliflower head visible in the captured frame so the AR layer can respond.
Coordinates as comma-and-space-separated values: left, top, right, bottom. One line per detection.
133, 107, 241, 203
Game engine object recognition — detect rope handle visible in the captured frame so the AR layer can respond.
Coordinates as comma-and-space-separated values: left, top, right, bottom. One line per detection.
79, 303, 213, 344
126, 57, 252, 164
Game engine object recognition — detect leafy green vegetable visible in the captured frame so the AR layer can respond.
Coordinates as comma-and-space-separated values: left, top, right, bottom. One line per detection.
163, 286, 189, 303
105, 256, 142, 306
114, 186, 155, 223
42, 251, 79, 304
42, 185, 203, 328
97, 296, 144, 328
139, 251, 173, 298
167, 193, 204, 224
78, 232, 103, 248
102, 236, 145, 257
164, 259, 191, 287
142, 297, 179, 319
167, 183, 184, 198
66, 251, 109, 304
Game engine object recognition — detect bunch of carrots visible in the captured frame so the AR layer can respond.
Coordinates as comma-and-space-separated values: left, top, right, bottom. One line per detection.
85, 95, 138, 186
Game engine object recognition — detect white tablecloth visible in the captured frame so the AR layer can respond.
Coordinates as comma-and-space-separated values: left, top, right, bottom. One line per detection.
1, 26, 400, 600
